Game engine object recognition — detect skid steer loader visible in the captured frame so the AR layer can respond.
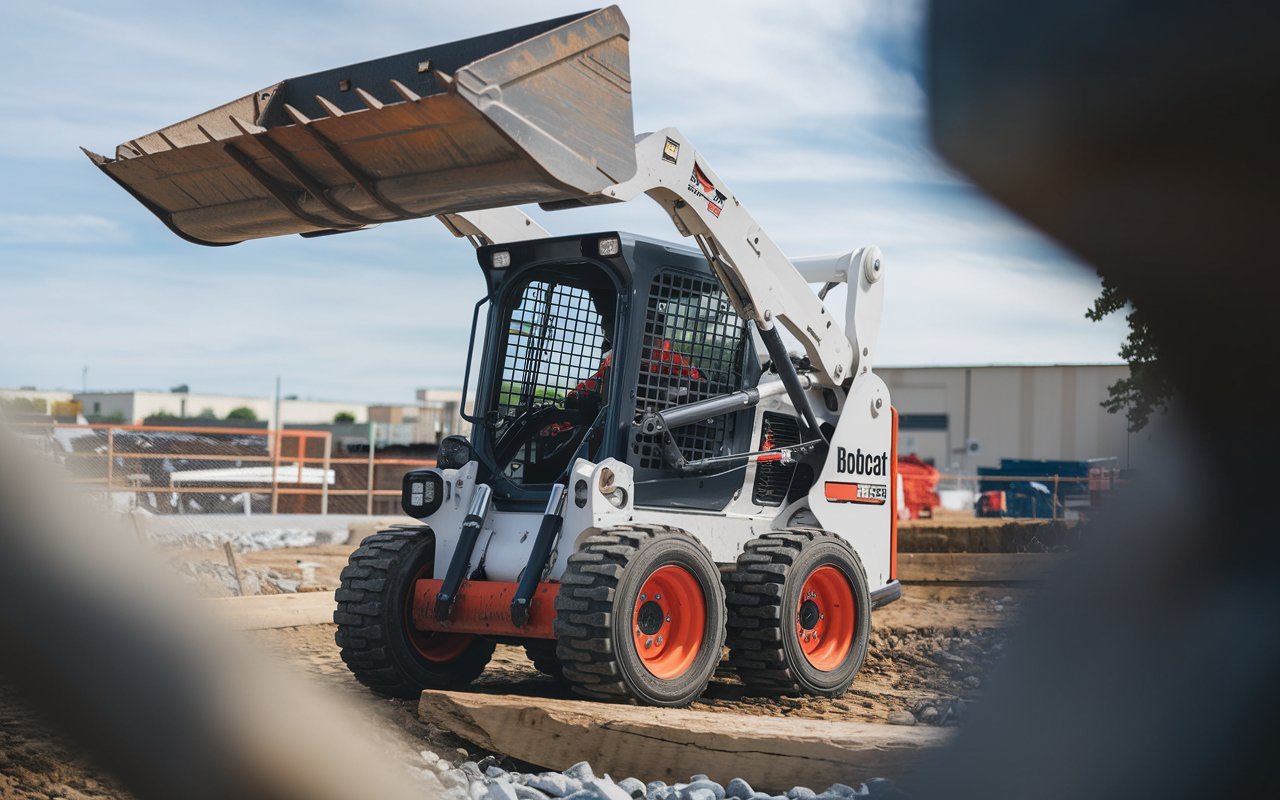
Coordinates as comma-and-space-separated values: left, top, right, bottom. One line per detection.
88, 6, 900, 707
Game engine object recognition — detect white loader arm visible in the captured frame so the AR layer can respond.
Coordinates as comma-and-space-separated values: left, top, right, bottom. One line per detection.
606, 129, 881, 388
437, 208, 550, 246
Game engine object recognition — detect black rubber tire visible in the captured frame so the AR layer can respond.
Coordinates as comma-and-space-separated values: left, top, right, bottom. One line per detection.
724, 529, 871, 696
553, 525, 726, 706
334, 528, 495, 699
524, 641, 565, 681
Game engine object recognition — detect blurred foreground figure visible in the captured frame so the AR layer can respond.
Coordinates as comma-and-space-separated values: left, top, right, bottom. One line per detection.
0, 430, 436, 800
924, 2, 1279, 797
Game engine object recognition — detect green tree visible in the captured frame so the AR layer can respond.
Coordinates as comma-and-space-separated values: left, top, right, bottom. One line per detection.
1, 397, 44, 413
197, 407, 217, 419
1086, 275, 1174, 432
226, 406, 258, 421
333, 411, 356, 424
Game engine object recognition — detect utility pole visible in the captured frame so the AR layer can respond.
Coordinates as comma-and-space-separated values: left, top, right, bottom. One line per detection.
81, 366, 88, 393
270, 376, 283, 432
270, 377, 282, 514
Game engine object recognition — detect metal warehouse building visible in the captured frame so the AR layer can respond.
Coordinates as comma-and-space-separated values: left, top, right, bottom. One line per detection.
880, 364, 1160, 472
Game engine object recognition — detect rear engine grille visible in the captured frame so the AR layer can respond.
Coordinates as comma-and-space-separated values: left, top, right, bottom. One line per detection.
753, 412, 802, 506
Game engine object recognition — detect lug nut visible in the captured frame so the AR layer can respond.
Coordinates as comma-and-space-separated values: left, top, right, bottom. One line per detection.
655, 594, 661, 601
640, 594, 647, 601
656, 636, 663, 644
645, 638, 653, 648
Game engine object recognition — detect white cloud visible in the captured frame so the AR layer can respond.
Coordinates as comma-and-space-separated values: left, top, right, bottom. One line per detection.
0, 213, 128, 245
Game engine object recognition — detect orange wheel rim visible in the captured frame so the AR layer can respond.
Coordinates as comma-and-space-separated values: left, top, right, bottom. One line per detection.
796, 565, 856, 671
631, 564, 706, 679
405, 562, 474, 663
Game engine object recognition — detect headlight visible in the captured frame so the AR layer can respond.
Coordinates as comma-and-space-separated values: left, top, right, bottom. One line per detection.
401, 469, 444, 518
436, 435, 473, 470
598, 236, 621, 256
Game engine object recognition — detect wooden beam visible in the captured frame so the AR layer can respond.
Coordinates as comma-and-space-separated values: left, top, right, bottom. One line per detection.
209, 590, 335, 630
898, 553, 1064, 583
418, 690, 949, 791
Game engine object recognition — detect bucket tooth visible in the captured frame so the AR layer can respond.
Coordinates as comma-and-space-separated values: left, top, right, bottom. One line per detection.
79, 146, 108, 166
389, 79, 421, 103
229, 116, 266, 136
314, 95, 345, 118
283, 104, 313, 126
354, 87, 384, 110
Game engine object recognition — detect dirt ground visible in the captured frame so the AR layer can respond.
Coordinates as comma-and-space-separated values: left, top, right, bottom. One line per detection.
1, 554, 1024, 799
249, 583, 1018, 725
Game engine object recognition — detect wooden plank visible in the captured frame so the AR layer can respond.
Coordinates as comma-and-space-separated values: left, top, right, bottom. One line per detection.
898, 552, 1064, 583
418, 690, 949, 791
209, 590, 335, 630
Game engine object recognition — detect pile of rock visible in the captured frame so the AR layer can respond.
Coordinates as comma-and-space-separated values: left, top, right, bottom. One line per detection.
419, 754, 904, 800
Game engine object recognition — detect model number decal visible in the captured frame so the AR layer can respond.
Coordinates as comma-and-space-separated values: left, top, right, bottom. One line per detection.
824, 481, 888, 505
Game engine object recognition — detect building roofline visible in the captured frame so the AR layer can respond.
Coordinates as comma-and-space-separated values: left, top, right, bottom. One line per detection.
69, 389, 368, 404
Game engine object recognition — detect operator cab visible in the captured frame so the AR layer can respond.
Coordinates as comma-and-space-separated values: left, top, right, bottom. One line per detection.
463, 232, 761, 511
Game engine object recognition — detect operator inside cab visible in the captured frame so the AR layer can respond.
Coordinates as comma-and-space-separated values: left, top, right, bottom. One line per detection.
491, 270, 618, 486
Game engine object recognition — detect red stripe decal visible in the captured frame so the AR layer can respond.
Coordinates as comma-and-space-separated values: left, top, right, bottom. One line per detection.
824, 481, 888, 505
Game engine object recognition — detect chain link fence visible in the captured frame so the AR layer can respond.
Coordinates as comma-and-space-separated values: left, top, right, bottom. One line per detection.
14, 422, 433, 517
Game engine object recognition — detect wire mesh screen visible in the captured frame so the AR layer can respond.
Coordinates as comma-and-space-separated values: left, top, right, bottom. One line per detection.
493, 276, 610, 483
633, 271, 747, 469
497, 279, 608, 415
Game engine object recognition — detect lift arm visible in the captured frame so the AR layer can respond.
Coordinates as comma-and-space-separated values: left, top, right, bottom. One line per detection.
602, 129, 882, 390
438, 208, 550, 247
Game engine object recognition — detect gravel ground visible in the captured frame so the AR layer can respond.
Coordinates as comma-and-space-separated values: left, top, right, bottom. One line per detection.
426, 756, 908, 800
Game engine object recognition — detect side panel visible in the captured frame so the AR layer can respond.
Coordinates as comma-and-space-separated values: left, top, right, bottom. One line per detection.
809, 374, 894, 590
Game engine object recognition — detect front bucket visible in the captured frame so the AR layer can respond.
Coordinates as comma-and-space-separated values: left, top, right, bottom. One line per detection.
84, 7, 634, 245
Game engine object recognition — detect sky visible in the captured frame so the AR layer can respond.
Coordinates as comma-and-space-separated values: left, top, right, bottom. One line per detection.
0, 0, 1126, 404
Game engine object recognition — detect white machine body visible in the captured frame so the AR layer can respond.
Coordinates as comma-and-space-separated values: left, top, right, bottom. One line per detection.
424, 130, 898, 595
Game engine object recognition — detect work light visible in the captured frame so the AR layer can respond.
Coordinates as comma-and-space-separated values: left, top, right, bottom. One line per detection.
436, 435, 473, 470
400, 469, 444, 518
598, 236, 621, 257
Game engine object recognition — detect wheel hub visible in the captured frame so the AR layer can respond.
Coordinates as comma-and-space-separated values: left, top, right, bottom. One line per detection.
798, 598, 821, 630
636, 600, 665, 635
